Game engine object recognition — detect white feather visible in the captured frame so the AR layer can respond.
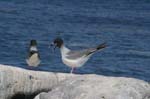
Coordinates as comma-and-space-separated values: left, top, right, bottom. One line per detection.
26, 53, 40, 67
60, 45, 91, 68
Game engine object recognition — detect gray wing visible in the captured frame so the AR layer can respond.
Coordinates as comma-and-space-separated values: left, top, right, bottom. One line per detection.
66, 48, 96, 59
66, 42, 106, 60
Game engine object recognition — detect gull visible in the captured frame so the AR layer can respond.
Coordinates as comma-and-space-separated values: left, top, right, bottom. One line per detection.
26, 40, 41, 67
51, 38, 106, 73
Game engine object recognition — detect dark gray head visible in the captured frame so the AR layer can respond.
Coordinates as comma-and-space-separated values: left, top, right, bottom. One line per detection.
53, 38, 63, 48
30, 40, 37, 46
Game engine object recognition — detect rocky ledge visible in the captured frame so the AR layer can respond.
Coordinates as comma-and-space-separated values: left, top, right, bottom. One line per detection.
0, 64, 150, 99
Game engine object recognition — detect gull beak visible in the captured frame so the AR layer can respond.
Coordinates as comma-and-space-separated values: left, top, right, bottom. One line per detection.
49, 42, 57, 51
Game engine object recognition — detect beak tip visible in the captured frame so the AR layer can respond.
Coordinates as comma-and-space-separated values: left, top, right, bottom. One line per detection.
49, 43, 57, 51
49, 43, 54, 48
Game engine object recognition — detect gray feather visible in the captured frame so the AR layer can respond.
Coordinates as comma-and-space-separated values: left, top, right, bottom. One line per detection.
66, 48, 95, 59
66, 43, 106, 60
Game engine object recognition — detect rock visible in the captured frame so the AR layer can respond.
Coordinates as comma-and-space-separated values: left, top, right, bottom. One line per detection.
0, 64, 71, 99
0, 64, 150, 99
35, 75, 150, 99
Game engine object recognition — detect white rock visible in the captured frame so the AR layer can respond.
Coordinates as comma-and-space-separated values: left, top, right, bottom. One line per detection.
35, 75, 150, 99
0, 64, 150, 99
0, 64, 65, 99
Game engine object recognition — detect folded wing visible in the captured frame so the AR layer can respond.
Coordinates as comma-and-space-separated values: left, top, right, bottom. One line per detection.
66, 43, 106, 60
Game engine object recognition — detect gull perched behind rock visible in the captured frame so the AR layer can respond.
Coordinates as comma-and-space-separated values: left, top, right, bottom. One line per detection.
26, 40, 41, 67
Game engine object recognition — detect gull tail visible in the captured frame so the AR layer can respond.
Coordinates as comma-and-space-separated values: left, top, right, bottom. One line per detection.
86, 42, 106, 56
96, 42, 106, 50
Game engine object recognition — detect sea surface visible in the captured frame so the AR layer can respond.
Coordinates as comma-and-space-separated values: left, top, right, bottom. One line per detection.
0, 0, 150, 81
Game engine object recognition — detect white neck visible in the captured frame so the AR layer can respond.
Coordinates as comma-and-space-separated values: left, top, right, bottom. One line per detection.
60, 45, 70, 56
30, 46, 38, 51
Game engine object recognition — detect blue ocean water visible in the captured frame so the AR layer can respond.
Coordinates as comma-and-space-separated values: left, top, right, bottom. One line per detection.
0, 0, 150, 81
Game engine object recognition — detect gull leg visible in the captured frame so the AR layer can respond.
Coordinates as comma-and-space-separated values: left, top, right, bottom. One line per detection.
70, 67, 74, 74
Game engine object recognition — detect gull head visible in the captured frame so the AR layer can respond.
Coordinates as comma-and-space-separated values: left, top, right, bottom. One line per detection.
30, 40, 37, 46
50, 37, 64, 50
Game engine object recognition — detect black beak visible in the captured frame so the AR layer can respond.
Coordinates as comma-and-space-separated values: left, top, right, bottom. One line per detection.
49, 42, 57, 51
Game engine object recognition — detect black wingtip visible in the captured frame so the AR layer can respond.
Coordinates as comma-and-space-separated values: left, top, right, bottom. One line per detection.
97, 42, 107, 50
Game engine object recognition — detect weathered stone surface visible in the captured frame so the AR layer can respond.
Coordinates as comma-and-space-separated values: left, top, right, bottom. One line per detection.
35, 75, 150, 99
0, 64, 150, 99
0, 64, 67, 99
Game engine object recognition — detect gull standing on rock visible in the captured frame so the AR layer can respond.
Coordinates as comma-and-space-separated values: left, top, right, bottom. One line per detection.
26, 40, 41, 67
51, 37, 106, 73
